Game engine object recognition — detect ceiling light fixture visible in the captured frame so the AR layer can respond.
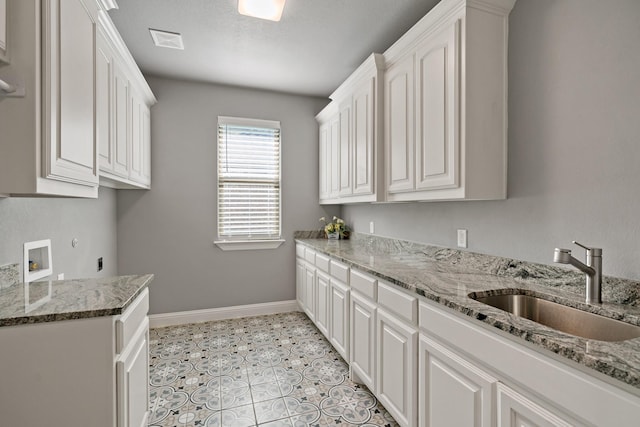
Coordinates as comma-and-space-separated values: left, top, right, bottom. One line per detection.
149, 29, 185, 50
238, 0, 286, 22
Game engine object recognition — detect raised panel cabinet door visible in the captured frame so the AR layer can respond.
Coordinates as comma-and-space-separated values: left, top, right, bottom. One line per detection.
141, 103, 151, 185
0, 0, 7, 61
129, 90, 144, 183
329, 279, 349, 361
415, 20, 460, 191
96, 29, 114, 172
419, 334, 496, 427
113, 59, 130, 177
352, 76, 375, 195
349, 291, 376, 393
319, 122, 330, 200
315, 271, 330, 338
385, 54, 415, 194
117, 320, 150, 427
329, 115, 341, 197
42, 0, 99, 187
296, 259, 305, 311
304, 263, 316, 322
376, 308, 417, 427
496, 383, 573, 427
338, 100, 352, 196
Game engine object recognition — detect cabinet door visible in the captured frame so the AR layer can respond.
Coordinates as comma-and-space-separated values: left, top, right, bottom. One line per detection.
350, 291, 376, 393
338, 100, 352, 196
496, 383, 573, 427
42, 0, 99, 187
141, 103, 151, 185
318, 122, 330, 201
0, 0, 7, 62
352, 76, 375, 195
113, 60, 130, 177
303, 263, 316, 322
129, 90, 144, 183
415, 20, 460, 191
385, 54, 415, 194
96, 29, 114, 173
419, 334, 496, 427
329, 279, 349, 361
329, 115, 341, 197
315, 270, 330, 338
376, 308, 417, 427
296, 259, 305, 311
117, 321, 150, 427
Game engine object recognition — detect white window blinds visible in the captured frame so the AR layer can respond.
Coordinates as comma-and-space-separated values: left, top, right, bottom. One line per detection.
217, 116, 281, 240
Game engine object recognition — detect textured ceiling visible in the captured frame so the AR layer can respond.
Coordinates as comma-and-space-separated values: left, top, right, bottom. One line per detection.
109, 0, 441, 97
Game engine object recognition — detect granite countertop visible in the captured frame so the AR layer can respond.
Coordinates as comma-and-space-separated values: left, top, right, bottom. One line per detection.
294, 232, 640, 391
0, 273, 153, 327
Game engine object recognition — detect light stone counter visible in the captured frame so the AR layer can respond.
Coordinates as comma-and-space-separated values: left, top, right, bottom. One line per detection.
295, 231, 640, 390
0, 273, 153, 326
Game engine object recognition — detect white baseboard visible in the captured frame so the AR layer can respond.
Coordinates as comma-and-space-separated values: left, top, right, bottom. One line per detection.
149, 300, 301, 328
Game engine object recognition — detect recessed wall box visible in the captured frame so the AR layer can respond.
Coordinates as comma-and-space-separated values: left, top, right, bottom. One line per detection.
23, 239, 53, 283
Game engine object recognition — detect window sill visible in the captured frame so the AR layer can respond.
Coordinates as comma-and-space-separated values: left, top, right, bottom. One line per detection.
214, 239, 285, 251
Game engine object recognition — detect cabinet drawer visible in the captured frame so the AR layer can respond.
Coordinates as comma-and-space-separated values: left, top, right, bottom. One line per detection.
296, 244, 305, 258
378, 280, 417, 325
305, 248, 316, 264
350, 269, 377, 300
116, 288, 149, 354
330, 259, 349, 283
315, 253, 330, 273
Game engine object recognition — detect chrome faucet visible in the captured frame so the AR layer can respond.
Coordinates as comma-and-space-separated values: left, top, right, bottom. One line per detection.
554, 241, 603, 304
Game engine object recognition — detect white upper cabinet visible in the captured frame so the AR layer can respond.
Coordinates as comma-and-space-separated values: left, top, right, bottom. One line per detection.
0, 0, 7, 62
96, 10, 156, 189
316, 54, 384, 204
385, 54, 415, 194
0, 0, 99, 197
384, 0, 515, 201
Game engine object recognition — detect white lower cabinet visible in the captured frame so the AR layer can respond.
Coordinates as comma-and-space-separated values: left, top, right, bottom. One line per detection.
496, 383, 573, 427
0, 288, 149, 426
419, 334, 496, 427
295, 249, 640, 427
116, 318, 150, 427
376, 307, 417, 427
296, 258, 305, 311
303, 262, 316, 322
329, 278, 350, 361
315, 270, 330, 338
350, 290, 377, 393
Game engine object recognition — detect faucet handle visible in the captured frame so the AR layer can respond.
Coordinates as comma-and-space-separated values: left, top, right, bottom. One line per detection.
572, 241, 602, 256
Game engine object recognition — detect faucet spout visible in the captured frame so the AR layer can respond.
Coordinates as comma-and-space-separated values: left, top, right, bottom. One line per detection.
554, 248, 595, 276
553, 243, 602, 304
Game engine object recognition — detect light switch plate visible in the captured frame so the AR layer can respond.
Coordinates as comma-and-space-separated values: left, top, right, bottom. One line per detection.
457, 229, 468, 248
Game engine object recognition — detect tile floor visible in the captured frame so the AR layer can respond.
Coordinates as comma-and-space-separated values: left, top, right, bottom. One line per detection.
148, 311, 399, 427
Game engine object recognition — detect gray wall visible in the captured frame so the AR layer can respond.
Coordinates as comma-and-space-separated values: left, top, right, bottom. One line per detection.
117, 77, 337, 315
0, 187, 118, 280
344, 0, 640, 281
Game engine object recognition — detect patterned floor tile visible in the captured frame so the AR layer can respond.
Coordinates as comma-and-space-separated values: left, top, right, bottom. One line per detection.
254, 398, 290, 424
149, 312, 396, 427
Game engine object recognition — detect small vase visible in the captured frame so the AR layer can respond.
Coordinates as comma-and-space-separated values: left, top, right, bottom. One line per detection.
327, 232, 340, 240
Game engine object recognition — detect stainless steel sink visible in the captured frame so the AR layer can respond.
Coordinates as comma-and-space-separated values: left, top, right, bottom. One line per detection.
471, 293, 640, 342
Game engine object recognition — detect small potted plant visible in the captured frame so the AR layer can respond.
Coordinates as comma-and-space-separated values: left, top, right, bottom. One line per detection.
319, 216, 351, 240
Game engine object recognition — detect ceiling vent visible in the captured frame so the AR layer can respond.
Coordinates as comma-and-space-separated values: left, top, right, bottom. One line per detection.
149, 29, 184, 50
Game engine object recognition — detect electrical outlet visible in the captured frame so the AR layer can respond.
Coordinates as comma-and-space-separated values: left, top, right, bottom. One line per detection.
369, 221, 375, 234
457, 229, 468, 248
97, 257, 103, 272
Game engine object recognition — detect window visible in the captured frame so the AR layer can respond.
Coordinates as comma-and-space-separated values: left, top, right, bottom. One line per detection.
215, 116, 284, 250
